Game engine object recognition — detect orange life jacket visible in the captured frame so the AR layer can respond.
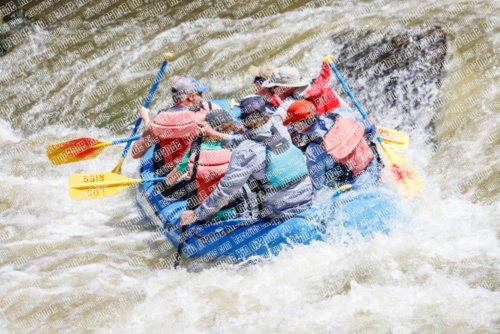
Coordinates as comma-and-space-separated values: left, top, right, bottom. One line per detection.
188, 148, 232, 204
152, 111, 197, 170
322, 115, 374, 176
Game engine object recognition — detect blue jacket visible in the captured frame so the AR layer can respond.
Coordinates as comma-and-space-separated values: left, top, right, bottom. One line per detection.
196, 118, 313, 222
303, 108, 380, 194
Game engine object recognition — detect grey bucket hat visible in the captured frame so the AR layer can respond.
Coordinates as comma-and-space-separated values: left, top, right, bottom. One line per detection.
262, 66, 309, 88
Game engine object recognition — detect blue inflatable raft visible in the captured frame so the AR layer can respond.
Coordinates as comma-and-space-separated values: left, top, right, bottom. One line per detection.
135, 100, 401, 262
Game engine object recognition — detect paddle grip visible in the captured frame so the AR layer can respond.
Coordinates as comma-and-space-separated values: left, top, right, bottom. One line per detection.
144, 60, 168, 108
119, 60, 169, 160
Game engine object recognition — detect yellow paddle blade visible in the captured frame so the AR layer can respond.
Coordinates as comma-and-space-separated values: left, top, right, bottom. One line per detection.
47, 138, 112, 165
377, 126, 409, 153
69, 172, 141, 200
380, 142, 423, 196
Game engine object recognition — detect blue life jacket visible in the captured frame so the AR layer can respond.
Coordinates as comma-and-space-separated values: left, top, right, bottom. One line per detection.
253, 125, 308, 190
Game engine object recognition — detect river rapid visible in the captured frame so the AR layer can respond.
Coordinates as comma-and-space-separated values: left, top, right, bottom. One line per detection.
0, 0, 499, 333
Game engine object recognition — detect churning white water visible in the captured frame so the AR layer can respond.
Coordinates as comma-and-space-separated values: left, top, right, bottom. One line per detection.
0, 0, 499, 332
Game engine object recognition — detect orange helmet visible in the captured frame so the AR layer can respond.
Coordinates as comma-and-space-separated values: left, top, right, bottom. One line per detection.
283, 100, 316, 126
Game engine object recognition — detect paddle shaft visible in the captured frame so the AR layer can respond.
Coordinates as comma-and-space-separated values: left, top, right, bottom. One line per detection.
118, 59, 170, 161
111, 135, 141, 146
327, 62, 384, 145
174, 225, 187, 269
174, 135, 203, 269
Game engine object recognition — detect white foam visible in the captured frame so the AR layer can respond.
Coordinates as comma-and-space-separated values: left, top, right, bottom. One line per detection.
0, 118, 21, 143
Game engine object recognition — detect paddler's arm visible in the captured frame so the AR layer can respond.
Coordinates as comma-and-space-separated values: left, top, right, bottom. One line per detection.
198, 122, 248, 149
272, 98, 295, 124
131, 106, 156, 159
220, 133, 248, 149
303, 61, 332, 99
138, 106, 151, 127
358, 117, 377, 141
193, 147, 260, 223
165, 168, 187, 187
317, 58, 352, 111
197, 122, 223, 141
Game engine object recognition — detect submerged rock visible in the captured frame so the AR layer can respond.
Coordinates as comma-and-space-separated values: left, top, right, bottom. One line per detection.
0, 17, 5, 57
1, 10, 32, 57
333, 26, 447, 143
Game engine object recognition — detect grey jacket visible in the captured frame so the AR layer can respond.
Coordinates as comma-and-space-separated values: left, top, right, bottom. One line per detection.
195, 118, 313, 222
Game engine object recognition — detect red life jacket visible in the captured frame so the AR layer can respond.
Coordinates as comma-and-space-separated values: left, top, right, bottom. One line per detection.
151, 111, 197, 170
188, 148, 232, 204
322, 115, 374, 176
303, 62, 341, 115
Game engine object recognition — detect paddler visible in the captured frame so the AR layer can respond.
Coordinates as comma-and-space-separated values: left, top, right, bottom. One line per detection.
180, 95, 313, 226
163, 109, 254, 221
131, 77, 210, 201
168, 74, 222, 114
262, 62, 353, 149
248, 64, 276, 114
283, 100, 383, 194
263, 61, 352, 117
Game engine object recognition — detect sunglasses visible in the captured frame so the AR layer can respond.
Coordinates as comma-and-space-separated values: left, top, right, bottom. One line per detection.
254, 77, 264, 84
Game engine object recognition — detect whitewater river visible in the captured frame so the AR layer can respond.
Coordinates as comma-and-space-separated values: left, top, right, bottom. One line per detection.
0, 0, 499, 332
